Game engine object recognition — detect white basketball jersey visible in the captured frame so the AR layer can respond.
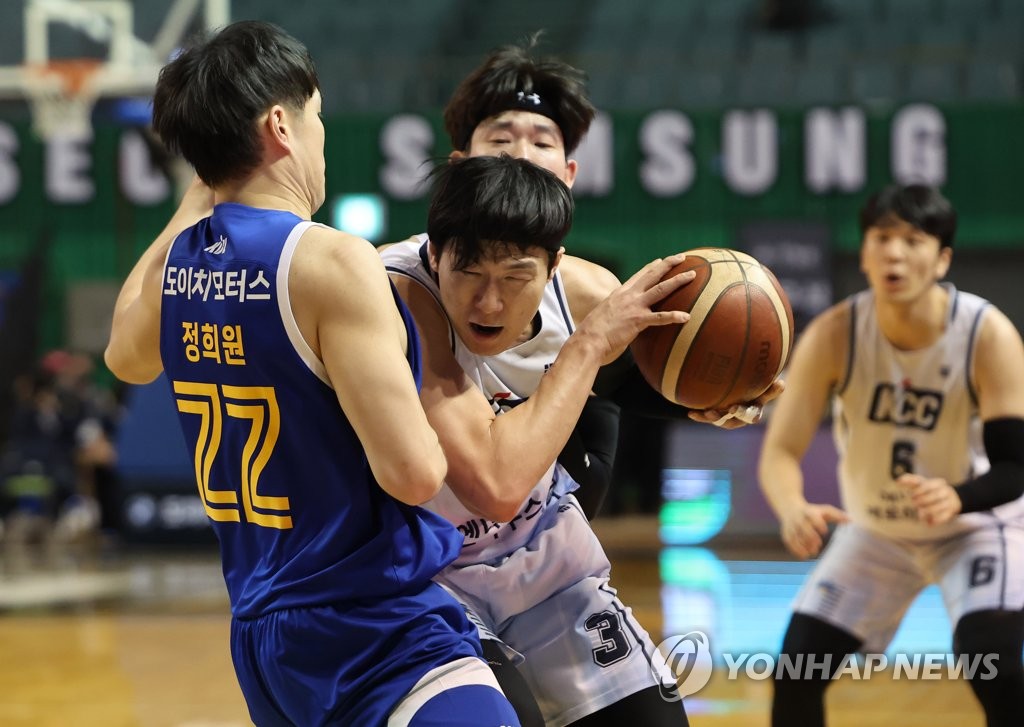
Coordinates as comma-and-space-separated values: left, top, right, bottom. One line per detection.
383, 237, 579, 564
833, 284, 1024, 540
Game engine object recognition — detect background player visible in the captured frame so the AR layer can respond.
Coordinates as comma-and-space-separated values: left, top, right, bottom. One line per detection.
104, 21, 519, 726
758, 183, 1024, 727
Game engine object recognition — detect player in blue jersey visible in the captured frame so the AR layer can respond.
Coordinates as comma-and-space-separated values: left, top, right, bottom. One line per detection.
104, 21, 520, 727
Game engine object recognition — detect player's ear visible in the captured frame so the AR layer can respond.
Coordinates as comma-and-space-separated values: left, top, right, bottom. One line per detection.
449, 149, 467, 161
563, 159, 578, 188
427, 240, 441, 273
264, 105, 290, 150
936, 246, 952, 280
548, 247, 565, 280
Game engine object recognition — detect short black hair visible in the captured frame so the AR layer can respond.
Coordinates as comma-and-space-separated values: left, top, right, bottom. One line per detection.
443, 33, 596, 155
859, 184, 957, 249
427, 155, 574, 271
152, 21, 319, 187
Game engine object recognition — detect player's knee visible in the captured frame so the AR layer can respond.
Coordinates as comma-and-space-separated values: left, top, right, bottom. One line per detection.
953, 609, 1024, 727
954, 609, 1024, 665
779, 614, 861, 674
481, 640, 544, 727
406, 684, 520, 726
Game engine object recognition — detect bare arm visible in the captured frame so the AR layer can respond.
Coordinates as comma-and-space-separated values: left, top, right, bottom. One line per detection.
973, 309, 1024, 421
292, 228, 447, 505
105, 178, 214, 383
394, 254, 693, 522
758, 303, 850, 558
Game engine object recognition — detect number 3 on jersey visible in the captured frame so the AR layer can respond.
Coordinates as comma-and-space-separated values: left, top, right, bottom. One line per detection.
173, 381, 292, 529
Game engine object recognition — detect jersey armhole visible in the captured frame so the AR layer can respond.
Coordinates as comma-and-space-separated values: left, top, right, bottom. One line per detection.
386, 268, 458, 354
965, 303, 990, 407
835, 297, 858, 397
278, 221, 331, 387
551, 270, 576, 335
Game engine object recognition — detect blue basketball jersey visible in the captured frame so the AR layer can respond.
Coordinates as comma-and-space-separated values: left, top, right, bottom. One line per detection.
159, 203, 465, 618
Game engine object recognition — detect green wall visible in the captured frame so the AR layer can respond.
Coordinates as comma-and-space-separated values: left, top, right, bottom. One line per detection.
1, 102, 1021, 351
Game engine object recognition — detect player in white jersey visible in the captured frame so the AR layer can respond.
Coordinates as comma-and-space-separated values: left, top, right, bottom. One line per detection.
759, 184, 1024, 727
382, 37, 781, 727
385, 154, 691, 727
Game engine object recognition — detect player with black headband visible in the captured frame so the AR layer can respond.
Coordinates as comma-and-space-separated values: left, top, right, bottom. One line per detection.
759, 184, 1024, 727
381, 36, 781, 727
390, 35, 783, 521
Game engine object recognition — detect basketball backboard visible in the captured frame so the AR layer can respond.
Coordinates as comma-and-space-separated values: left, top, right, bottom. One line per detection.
0, 0, 230, 140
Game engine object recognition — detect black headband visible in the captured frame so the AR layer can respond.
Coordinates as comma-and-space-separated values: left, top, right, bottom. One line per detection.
507, 90, 558, 120
462, 90, 564, 149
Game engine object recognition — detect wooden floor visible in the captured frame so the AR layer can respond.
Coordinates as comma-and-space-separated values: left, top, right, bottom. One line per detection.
0, 526, 986, 727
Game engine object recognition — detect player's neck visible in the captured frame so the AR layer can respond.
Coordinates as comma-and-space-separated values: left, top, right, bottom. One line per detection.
875, 283, 949, 351
213, 170, 314, 220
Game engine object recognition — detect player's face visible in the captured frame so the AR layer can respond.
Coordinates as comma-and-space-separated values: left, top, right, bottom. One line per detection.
454, 110, 578, 187
860, 218, 951, 304
296, 90, 326, 212
430, 243, 563, 356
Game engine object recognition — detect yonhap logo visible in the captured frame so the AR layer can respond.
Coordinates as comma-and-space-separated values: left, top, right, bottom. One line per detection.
656, 631, 714, 698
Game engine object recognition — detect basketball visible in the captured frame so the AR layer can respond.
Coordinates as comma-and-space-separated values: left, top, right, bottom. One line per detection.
631, 248, 794, 410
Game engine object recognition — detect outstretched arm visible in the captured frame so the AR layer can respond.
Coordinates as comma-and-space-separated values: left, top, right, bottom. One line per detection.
105, 178, 214, 384
758, 304, 849, 558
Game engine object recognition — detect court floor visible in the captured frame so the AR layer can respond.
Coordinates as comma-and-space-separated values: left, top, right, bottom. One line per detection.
0, 518, 985, 727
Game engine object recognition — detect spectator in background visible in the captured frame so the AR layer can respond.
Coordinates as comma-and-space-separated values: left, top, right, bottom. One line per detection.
0, 350, 118, 545
0, 365, 76, 544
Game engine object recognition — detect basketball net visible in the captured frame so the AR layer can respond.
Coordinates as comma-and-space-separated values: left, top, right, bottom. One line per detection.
24, 59, 104, 140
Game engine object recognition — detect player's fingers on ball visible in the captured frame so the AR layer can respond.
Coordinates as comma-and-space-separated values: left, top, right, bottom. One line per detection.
732, 404, 762, 424
650, 309, 690, 327
648, 269, 696, 299
755, 380, 785, 404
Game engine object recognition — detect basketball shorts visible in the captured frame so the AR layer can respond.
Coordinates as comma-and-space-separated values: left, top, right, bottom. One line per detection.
388, 656, 520, 726
230, 582, 517, 726
793, 521, 1024, 653
437, 493, 676, 726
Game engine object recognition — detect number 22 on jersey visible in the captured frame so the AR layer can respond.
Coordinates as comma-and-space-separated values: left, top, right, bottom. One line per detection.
173, 381, 292, 529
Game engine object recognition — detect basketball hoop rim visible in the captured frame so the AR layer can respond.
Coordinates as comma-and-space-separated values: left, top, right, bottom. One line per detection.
25, 58, 105, 97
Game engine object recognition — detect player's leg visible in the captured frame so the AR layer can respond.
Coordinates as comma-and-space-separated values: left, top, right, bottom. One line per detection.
438, 584, 544, 726
482, 639, 545, 727
229, 618, 297, 727
502, 573, 687, 726
953, 608, 1024, 727
388, 655, 521, 727
772, 524, 925, 727
938, 523, 1024, 727
771, 613, 862, 727
567, 685, 688, 726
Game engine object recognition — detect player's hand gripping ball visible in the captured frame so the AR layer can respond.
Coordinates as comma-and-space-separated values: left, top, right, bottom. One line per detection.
631, 248, 794, 410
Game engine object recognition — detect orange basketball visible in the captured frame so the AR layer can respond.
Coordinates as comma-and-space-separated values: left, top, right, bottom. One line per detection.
631, 248, 794, 410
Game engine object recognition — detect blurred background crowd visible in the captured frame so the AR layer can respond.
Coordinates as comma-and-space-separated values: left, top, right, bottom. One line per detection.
0, 0, 1022, 547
